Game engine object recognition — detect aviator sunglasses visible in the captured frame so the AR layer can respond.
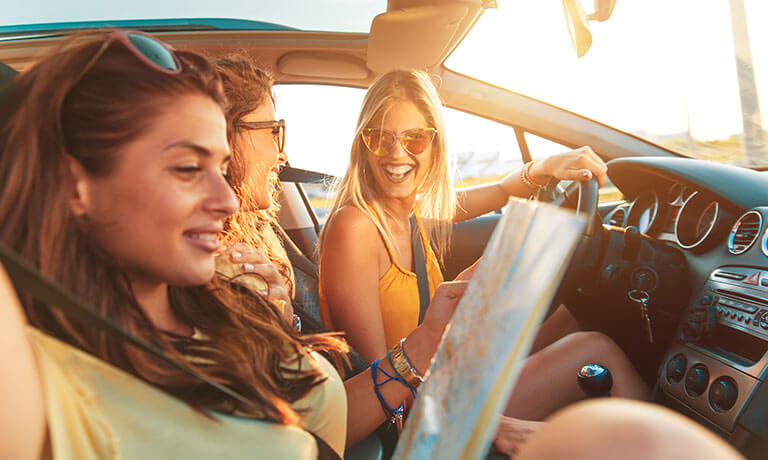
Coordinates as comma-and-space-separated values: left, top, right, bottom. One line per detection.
361, 127, 438, 156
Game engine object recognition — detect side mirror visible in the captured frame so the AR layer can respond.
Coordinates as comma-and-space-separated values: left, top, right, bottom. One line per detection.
562, 0, 617, 58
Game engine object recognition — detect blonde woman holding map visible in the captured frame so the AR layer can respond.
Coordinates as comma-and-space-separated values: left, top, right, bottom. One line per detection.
318, 70, 649, 422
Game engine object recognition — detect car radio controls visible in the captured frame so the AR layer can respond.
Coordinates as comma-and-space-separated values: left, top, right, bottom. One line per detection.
665, 354, 687, 384
709, 377, 738, 412
685, 364, 709, 397
760, 315, 768, 330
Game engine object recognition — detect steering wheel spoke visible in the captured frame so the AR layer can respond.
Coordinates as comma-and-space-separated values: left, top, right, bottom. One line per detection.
537, 178, 601, 319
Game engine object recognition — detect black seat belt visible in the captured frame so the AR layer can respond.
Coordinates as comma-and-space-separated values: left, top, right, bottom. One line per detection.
410, 215, 430, 325
0, 242, 341, 460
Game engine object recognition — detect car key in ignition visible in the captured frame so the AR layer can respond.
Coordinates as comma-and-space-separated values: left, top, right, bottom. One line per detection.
629, 289, 654, 343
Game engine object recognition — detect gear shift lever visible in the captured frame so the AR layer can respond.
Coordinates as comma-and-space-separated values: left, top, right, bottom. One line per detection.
577, 363, 613, 397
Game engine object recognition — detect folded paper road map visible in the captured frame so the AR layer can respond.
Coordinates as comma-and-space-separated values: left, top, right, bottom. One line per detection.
393, 199, 586, 460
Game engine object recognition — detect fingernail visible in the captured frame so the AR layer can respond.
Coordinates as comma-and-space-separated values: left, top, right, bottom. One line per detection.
242, 263, 254, 272
257, 289, 269, 297
582, 171, 590, 178
231, 251, 242, 260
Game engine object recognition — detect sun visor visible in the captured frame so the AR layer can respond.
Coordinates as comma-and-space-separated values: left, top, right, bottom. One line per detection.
366, 3, 481, 73
277, 51, 370, 80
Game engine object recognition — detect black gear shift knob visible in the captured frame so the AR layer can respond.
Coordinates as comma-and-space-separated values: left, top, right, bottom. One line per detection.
577, 363, 613, 397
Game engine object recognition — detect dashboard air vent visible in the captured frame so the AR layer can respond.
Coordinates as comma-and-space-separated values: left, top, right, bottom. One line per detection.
608, 207, 627, 227
728, 211, 762, 255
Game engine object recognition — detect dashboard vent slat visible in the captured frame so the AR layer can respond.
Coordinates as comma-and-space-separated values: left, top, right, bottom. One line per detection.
608, 208, 627, 227
728, 211, 763, 255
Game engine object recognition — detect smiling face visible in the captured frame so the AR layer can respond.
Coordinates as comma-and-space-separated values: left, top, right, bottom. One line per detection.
364, 100, 434, 205
73, 94, 238, 288
234, 102, 288, 210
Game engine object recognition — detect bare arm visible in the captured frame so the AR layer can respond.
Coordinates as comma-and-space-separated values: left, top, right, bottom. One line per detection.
320, 206, 388, 363
0, 264, 46, 460
344, 281, 469, 445
455, 146, 608, 222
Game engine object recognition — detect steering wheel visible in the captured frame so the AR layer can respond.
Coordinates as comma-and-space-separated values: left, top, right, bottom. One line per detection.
535, 178, 599, 234
535, 178, 602, 318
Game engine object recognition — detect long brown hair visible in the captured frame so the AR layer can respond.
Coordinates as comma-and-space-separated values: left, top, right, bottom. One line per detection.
0, 32, 345, 425
214, 57, 294, 294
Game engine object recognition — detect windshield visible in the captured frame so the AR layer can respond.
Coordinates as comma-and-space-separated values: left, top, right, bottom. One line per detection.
447, 1, 768, 167
1, 0, 384, 33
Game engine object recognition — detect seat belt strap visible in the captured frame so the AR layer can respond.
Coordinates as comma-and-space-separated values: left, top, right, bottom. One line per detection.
0, 242, 343, 460
0, 242, 262, 410
410, 215, 430, 325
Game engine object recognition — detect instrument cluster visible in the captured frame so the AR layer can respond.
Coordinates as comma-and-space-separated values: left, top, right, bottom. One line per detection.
607, 182, 727, 251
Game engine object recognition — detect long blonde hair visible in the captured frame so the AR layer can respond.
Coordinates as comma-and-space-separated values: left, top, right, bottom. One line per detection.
319, 70, 455, 264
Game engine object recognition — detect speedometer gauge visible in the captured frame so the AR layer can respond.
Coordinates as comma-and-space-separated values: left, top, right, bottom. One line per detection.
695, 201, 718, 241
675, 192, 724, 250
627, 191, 660, 235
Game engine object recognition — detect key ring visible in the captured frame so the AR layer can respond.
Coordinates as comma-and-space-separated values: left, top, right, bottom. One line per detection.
628, 289, 650, 305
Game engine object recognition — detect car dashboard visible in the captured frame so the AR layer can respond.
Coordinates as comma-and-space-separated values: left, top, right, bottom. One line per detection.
605, 156, 768, 449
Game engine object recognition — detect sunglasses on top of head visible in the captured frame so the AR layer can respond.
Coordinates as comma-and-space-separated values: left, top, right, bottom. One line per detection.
74, 29, 183, 82
361, 127, 438, 156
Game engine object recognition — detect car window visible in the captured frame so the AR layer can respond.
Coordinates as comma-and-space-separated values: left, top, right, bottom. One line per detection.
447, 0, 768, 167
444, 108, 523, 189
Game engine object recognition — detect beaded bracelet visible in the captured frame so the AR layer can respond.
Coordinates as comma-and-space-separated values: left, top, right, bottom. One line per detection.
520, 161, 547, 191
370, 359, 409, 431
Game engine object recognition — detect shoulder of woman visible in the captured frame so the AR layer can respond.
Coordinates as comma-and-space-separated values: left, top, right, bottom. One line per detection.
324, 205, 378, 239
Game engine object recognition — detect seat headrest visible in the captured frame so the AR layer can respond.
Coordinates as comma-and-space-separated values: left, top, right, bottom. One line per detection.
0, 61, 18, 107
0, 61, 17, 87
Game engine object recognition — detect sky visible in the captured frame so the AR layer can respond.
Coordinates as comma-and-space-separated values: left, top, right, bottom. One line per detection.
3, 0, 767, 174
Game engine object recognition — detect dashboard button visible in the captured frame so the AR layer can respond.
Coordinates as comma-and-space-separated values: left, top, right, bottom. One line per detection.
761, 317, 768, 330
666, 354, 687, 385
715, 272, 747, 281
709, 377, 738, 412
701, 295, 713, 305
685, 365, 710, 397
744, 272, 760, 285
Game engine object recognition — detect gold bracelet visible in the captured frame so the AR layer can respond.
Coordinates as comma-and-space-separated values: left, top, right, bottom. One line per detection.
520, 161, 547, 190
391, 338, 424, 388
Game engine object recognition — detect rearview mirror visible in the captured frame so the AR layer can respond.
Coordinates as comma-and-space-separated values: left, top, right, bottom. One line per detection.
562, 0, 617, 58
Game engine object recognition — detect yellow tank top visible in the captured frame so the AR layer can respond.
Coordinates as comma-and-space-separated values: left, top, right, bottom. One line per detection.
26, 327, 347, 459
320, 213, 444, 349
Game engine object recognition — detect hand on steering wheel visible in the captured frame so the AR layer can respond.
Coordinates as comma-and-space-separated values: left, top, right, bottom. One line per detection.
528, 146, 608, 188
527, 146, 605, 233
